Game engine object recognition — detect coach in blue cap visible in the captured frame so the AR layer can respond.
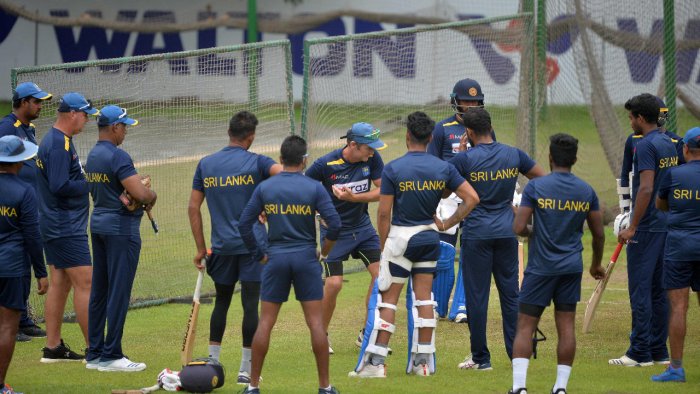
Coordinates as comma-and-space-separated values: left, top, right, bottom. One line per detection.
36, 92, 98, 363
0, 135, 45, 394
0, 82, 52, 342
84, 105, 155, 372
652, 127, 700, 383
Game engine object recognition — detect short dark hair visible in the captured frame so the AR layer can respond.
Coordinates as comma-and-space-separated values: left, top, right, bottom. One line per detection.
461, 107, 492, 136
228, 111, 258, 140
280, 135, 307, 166
624, 93, 659, 124
12, 98, 29, 109
406, 111, 435, 144
549, 133, 578, 167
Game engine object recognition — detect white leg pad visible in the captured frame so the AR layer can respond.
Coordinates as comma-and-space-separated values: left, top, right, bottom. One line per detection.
406, 278, 437, 374
355, 283, 397, 372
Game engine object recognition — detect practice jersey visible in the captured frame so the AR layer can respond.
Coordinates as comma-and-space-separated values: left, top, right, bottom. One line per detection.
620, 130, 684, 196
239, 172, 341, 260
520, 172, 599, 275
193, 146, 276, 255
0, 174, 45, 277
631, 130, 679, 232
381, 151, 465, 226
449, 142, 535, 239
36, 127, 89, 241
305, 148, 383, 231
85, 141, 142, 235
0, 113, 39, 188
658, 161, 700, 261
427, 114, 497, 161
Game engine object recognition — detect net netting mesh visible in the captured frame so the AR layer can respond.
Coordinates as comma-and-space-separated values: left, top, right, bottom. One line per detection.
14, 41, 294, 319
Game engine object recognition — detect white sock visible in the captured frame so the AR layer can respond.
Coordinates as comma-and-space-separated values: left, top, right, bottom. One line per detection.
240, 347, 252, 373
554, 364, 572, 391
512, 358, 530, 391
208, 345, 221, 360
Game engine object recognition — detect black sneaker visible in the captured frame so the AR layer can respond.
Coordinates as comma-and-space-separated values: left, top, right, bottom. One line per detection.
319, 386, 339, 394
20, 324, 46, 338
551, 389, 566, 394
508, 388, 527, 394
15, 332, 32, 342
40, 339, 85, 363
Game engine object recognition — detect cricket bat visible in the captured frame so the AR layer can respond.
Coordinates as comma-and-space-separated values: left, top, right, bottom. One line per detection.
517, 241, 524, 289
181, 260, 205, 366
582, 243, 624, 334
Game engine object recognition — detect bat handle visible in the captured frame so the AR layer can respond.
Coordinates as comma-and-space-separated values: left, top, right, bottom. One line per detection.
610, 242, 624, 263
193, 258, 206, 303
146, 210, 159, 234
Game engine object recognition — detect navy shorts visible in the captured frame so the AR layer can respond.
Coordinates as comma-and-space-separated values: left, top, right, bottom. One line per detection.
388, 231, 441, 278
321, 225, 380, 276
207, 253, 262, 286
664, 260, 700, 291
44, 235, 92, 269
0, 277, 28, 311
261, 248, 323, 303
519, 272, 581, 308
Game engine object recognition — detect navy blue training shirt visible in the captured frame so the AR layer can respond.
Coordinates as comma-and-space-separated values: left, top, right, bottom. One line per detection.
631, 130, 679, 232
449, 142, 535, 239
0, 113, 39, 188
658, 161, 700, 262
239, 172, 341, 261
520, 172, 599, 275
381, 151, 465, 226
193, 146, 276, 255
0, 174, 45, 277
85, 141, 143, 235
36, 127, 89, 240
427, 114, 497, 161
620, 131, 684, 195
305, 148, 383, 231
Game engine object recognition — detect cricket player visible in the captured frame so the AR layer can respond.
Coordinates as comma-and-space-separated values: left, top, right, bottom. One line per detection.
37, 92, 99, 363
0, 136, 45, 394
611, 93, 678, 367
305, 122, 385, 353
188, 111, 282, 383
351, 111, 479, 378
510, 133, 605, 394
84, 106, 156, 372
449, 108, 545, 371
651, 127, 700, 383
0, 82, 51, 342
238, 135, 341, 394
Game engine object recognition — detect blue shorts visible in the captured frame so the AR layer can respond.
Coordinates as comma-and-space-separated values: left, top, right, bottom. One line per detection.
320, 225, 380, 276
207, 253, 262, 286
388, 231, 441, 278
664, 260, 700, 291
0, 277, 28, 311
44, 235, 92, 269
519, 272, 581, 308
261, 248, 323, 303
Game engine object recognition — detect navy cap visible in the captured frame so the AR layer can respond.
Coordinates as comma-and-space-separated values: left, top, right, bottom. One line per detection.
13, 82, 52, 101
0, 135, 38, 163
451, 78, 484, 102
683, 127, 700, 148
656, 96, 668, 113
98, 105, 139, 127
341, 122, 387, 150
57, 92, 99, 115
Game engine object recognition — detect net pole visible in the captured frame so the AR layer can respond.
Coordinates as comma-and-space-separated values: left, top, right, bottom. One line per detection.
284, 42, 296, 135
301, 39, 311, 140
10, 68, 17, 91
247, 0, 259, 111
524, 0, 537, 156
663, 0, 677, 133
536, 0, 547, 120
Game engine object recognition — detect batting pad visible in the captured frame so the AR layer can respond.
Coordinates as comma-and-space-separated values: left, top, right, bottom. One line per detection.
406, 278, 437, 374
449, 263, 468, 321
432, 241, 456, 317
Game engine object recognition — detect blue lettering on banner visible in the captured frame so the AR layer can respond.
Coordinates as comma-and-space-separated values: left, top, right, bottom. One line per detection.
290, 16, 347, 76
353, 20, 415, 78
0, 8, 18, 43
458, 14, 516, 84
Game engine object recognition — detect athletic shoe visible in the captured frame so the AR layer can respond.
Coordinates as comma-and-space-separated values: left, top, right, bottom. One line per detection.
318, 386, 340, 394
40, 340, 84, 363
348, 363, 386, 378
551, 388, 567, 393
237, 371, 263, 385
458, 356, 492, 370
411, 363, 431, 377
353, 329, 392, 354
651, 366, 686, 382
654, 357, 671, 365
15, 332, 32, 342
608, 355, 653, 367
97, 357, 147, 372
454, 313, 468, 324
0, 384, 22, 394
240, 385, 260, 394
85, 358, 100, 370
20, 324, 46, 338
508, 389, 527, 394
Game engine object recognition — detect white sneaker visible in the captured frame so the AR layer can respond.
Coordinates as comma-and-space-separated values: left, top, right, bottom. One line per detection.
457, 355, 492, 370
608, 355, 653, 367
85, 359, 100, 370
354, 329, 392, 354
348, 363, 386, 378
411, 363, 431, 377
97, 357, 147, 372
454, 313, 468, 323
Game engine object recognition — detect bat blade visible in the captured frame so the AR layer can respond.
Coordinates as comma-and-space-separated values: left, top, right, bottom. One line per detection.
517, 241, 524, 289
181, 266, 205, 366
582, 243, 624, 334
